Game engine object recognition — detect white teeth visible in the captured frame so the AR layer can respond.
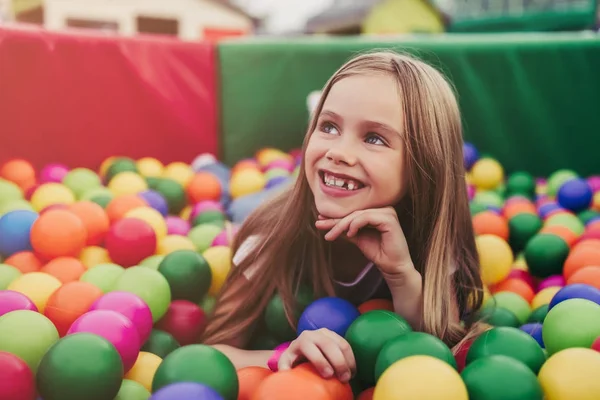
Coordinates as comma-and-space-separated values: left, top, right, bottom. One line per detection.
334, 178, 344, 187
322, 173, 361, 191
347, 182, 355, 190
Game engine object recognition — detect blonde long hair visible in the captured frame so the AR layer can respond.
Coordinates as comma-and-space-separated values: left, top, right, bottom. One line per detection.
202, 51, 484, 350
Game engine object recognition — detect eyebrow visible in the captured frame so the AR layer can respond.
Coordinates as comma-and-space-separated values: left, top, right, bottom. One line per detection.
319, 109, 401, 137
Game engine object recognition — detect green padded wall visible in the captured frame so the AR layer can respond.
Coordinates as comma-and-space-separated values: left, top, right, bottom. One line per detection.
218, 33, 600, 176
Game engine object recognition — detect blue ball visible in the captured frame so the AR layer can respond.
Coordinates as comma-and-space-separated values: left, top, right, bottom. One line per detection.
265, 176, 290, 190
463, 142, 480, 170
520, 322, 544, 348
297, 297, 360, 337
557, 179, 593, 212
139, 190, 169, 216
150, 382, 223, 400
0, 210, 38, 257
537, 203, 563, 219
548, 284, 600, 310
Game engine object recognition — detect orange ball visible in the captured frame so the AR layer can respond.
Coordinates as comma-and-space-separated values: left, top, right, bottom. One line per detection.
105, 195, 148, 223
540, 225, 579, 247
4, 251, 43, 273
472, 211, 509, 240
238, 366, 273, 400
41, 256, 87, 283
567, 266, 600, 289
563, 246, 600, 280
491, 278, 535, 304
357, 387, 374, 400
30, 209, 87, 260
187, 172, 222, 203
251, 370, 331, 400
358, 298, 394, 314
293, 363, 353, 400
503, 203, 537, 220
0, 158, 36, 191
44, 281, 103, 336
68, 201, 110, 246
573, 239, 600, 253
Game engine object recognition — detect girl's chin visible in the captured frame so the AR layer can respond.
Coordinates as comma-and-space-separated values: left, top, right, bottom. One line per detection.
315, 203, 361, 220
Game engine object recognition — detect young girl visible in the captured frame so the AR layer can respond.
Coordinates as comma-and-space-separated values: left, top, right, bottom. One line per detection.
201, 50, 484, 382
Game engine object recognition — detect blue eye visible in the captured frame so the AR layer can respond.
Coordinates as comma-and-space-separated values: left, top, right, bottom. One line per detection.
320, 122, 339, 135
365, 134, 385, 146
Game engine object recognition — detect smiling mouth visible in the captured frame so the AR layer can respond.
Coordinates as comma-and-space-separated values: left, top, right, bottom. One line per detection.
319, 170, 365, 191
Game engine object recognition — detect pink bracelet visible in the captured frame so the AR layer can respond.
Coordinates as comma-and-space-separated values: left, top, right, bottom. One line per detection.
267, 342, 291, 372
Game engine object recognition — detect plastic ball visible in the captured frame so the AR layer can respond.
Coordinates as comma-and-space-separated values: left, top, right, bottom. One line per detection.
508, 213, 542, 253
545, 212, 585, 235
187, 223, 222, 250
0, 210, 38, 257
358, 298, 394, 313
0, 290, 37, 317
492, 278, 535, 303
249, 367, 333, 400
80, 263, 125, 293
470, 158, 504, 190
151, 178, 187, 215
200, 294, 217, 314
237, 367, 272, 400
557, 178, 593, 212
527, 305, 549, 324
538, 348, 600, 400
4, 251, 43, 274
138, 190, 169, 217
292, 363, 353, 400
0, 310, 59, 373
0, 263, 22, 289
105, 157, 139, 181
112, 266, 171, 322
548, 284, 600, 310
68, 201, 110, 246
543, 298, 600, 355
192, 210, 226, 228
190, 200, 224, 220
524, 234, 570, 278
0, 179, 23, 208
39, 163, 69, 184
568, 266, 600, 289
90, 291, 153, 344
7, 272, 62, 313
68, 309, 141, 372
466, 327, 546, 373
537, 275, 565, 291
478, 306, 520, 327
0, 351, 36, 400
158, 234, 196, 254
105, 218, 156, 267
37, 333, 124, 400
547, 169, 579, 197
344, 310, 413, 385
152, 344, 238, 400
79, 245, 112, 268
108, 171, 148, 196
115, 379, 151, 400
162, 162, 194, 187
187, 172, 222, 203
106, 194, 148, 223
297, 297, 360, 337
157, 250, 211, 302
229, 169, 266, 199
125, 351, 163, 392
165, 216, 190, 236
141, 329, 181, 358
520, 322, 544, 348
563, 246, 600, 280
62, 168, 102, 199
472, 191, 504, 209
472, 211, 508, 240
140, 254, 164, 270
264, 287, 313, 342
373, 355, 468, 400
30, 183, 75, 212
41, 256, 87, 283
30, 209, 87, 260
212, 225, 238, 247
126, 206, 168, 241
151, 382, 224, 400
203, 246, 232, 296
191, 153, 218, 171
484, 292, 531, 324
505, 171, 536, 198
155, 300, 206, 345
475, 234, 513, 285
461, 355, 543, 400
44, 281, 103, 336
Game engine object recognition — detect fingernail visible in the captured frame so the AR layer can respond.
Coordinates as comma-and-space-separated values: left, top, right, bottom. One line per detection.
340, 372, 350, 382
323, 367, 333, 377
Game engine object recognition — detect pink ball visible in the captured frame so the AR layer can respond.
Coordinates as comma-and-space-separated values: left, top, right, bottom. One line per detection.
0, 291, 38, 317
537, 275, 565, 292
166, 216, 190, 236
592, 336, 600, 352
39, 163, 69, 184
505, 196, 531, 206
587, 176, 600, 192
88, 291, 153, 344
467, 184, 475, 200
212, 226, 239, 247
265, 159, 294, 172
68, 310, 140, 372
506, 269, 535, 290
189, 201, 223, 222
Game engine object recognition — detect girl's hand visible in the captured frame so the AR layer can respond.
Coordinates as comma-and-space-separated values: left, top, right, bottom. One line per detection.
315, 207, 415, 277
278, 328, 356, 382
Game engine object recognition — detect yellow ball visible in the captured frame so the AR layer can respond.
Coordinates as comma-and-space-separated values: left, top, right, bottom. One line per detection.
7, 272, 62, 313
593, 191, 600, 212
513, 254, 529, 271
256, 148, 292, 167
229, 169, 266, 199
108, 172, 148, 196
470, 158, 504, 190
30, 183, 75, 212
179, 205, 192, 221
476, 234, 513, 285
80, 246, 112, 269
373, 355, 468, 400
99, 156, 118, 178
532, 286, 561, 310
126, 207, 167, 241
538, 348, 600, 400
124, 351, 162, 392
163, 162, 194, 188
136, 157, 164, 178
203, 246, 232, 296
158, 235, 196, 255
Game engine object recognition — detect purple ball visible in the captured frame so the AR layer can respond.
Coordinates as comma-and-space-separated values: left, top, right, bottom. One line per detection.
89, 291, 153, 344
265, 176, 289, 190
39, 163, 69, 184
587, 175, 600, 192
548, 284, 600, 310
0, 290, 38, 317
557, 179, 593, 212
297, 297, 360, 337
537, 275, 565, 291
138, 190, 169, 216
150, 382, 224, 400
463, 142, 479, 170
520, 322, 544, 348
166, 216, 191, 236
538, 203, 563, 219
189, 201, 224, 222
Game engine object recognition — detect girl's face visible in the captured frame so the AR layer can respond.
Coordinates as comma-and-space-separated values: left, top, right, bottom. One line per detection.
305, 73, 408, 219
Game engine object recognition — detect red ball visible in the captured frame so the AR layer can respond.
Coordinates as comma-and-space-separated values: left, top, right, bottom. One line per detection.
105, 218, 156, 267
592, 336, 600, 352
454, 339, 474, 372
0, 352, 36, 400
155, 300, 206, 345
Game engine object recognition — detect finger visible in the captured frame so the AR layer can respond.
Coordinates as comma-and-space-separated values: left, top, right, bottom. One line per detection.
313, 334, 353, 381
324, 212, 361, 241
346, 211, 395, 237
314, 219, 338, 230
296, 341, 336, 378
321, 330, 357, 377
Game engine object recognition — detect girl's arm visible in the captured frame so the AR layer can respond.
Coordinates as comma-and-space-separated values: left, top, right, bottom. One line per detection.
383, 267, 424, 329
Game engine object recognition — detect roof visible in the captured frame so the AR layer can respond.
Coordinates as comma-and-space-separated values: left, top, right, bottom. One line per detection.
305, 0, 382, 33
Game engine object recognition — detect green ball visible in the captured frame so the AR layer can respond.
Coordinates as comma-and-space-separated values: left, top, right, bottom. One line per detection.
152, 344, 238, 400
152, 179, 187, 215
140, 255, 165, 270
508, 213, 542, 253
80, 263, 125, 293
248, 333, 280, 350
484, 292, 531, 324
188, 224, 223, 253
115, 379, 150, 400
527, 305, 549, 323
37, 333, 123, 400
524, 234, 570, 278
193, 210, 226, 228
461, 355, 543, 400
200, 294, 216, 314
545, 213, 585, 235
141, 329, 181, 358
265, 168, 289, 181
0, 199, 34, 215
89, 194, 113, 209
473, 191, 504, 208
506, 172, 536, 199
0, 179, 23, 208
0, 263, 21, 289
80, 187, 113, 203
345, 310, 413, 385
264, 286, 313, 342
112, 266, 171, 322
542, 298, 600, 356
578, 209, 600, 225
0, 310, 59, 373
470, 202, 488, 216
374, 332, 455, 382
547, 169, 578, 197
62, 168, 102, 199
466, 327, 546, 374
106, 158, 138, 182
158, 250, 212, 303
477, 306, 520, 328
